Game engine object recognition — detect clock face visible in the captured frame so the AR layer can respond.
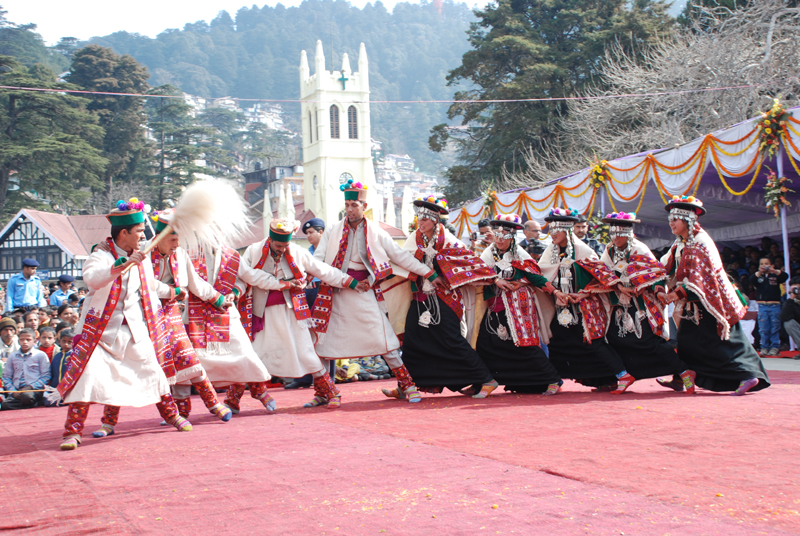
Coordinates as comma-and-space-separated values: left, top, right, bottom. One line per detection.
313, 175, 318, 190
339, 172, 353, 184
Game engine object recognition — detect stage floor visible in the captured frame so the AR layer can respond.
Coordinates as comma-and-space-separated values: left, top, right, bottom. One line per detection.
2, 372, 799, 535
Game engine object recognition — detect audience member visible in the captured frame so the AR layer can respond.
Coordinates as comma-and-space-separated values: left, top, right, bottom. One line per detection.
0, 328, 50, 410
37, 307, 51, 328
573, 215, 605, 257
49, 274, 76, 307
56, 304, 79, 327
751, 256, 789, 356
54, 322, 72, 339
469, 219, 494, 256
5, 258, 45, 310
23, 309, 40, 334
781, 277, 800, 359
37, 327, 58, 363
1, 316, 19, 375
47, 329, 74, 405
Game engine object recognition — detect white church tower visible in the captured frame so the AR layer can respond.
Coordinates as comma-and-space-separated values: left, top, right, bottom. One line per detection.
300, 40, 377, 225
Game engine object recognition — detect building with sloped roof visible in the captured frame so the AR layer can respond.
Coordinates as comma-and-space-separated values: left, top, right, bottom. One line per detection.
0, 209, 153, 282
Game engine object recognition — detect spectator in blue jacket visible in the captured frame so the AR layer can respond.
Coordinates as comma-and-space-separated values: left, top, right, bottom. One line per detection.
5, 259, 45, 311
46, 329, 74, 406
1, 328, 50, 410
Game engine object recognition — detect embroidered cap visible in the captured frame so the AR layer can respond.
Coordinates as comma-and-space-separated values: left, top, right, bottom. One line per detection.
340, 178, 368, 202
665, 195, 706, 217
601, 212, 640, 225
269, 218, 300, 243
490, 213, 524, 231
413, 196, 449, 220
152, 208, 177, 235
107, 197, 150, 226
545, 207, 579, 231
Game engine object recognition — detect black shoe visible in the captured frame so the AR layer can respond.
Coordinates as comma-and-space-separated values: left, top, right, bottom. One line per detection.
284, 381, 312, 390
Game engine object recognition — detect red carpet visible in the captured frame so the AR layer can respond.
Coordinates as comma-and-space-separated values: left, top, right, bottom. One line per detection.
2, 373, 799, 535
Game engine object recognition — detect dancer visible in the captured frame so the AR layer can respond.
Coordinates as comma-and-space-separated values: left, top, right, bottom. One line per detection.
592, 212, 694, 393
57, 199, 190, 451
240, 218, 362, 409
186, 243, 276, 415
313, 179, 447, 404
396, 196, 498, 398
658, 196, 769, 395
476, 214, 563, 395
91, 210, 234, 436
537, 208, 635, 393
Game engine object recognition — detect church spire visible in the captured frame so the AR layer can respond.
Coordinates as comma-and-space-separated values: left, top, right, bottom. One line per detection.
358, 42, 369, 90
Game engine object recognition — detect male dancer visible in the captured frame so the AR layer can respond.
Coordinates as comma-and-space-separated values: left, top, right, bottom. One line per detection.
313, 179, 446, 403
58, 199, 190, 450
236, 218, 361, 408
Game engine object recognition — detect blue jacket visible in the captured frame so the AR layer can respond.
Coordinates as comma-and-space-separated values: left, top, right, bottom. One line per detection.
50, 350, 72, 388
6, 273, 45, 309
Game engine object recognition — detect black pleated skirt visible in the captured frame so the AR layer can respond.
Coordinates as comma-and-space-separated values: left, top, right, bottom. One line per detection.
547, 314, 625, 387
476, 309, 560, 393
677, 303, 770, 392
606, 307, 687, 379
402, 296, 494, 392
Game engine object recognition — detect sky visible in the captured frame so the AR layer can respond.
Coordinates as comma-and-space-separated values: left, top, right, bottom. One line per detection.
4, 0, 485, 46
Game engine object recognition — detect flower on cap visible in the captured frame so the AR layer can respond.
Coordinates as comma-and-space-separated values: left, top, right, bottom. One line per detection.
117, 200, 127, 210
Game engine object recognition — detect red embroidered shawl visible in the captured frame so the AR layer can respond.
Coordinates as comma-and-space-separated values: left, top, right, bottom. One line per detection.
501, 259, 542, 347
187, 246, 239, 348
412, 224, 495, 319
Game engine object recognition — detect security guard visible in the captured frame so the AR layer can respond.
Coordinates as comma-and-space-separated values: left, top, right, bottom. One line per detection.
5, 258, 45, 311
49, 274, 76, 306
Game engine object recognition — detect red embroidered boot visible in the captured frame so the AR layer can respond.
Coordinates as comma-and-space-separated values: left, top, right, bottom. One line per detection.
175, 397, 191, 419
194, 377, 232, 421
61, 403, 90, 450
610, 372, 636, 395
93, 405, 121, 437
386, 365, 422, 403
304, 373, 341, 409
249, 382, 277, 413
157, 394, 193, 432
224, 384, 246, 414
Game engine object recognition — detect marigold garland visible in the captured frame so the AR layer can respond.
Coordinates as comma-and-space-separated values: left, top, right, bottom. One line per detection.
756, 98, 790, 157
764, 168, 794, 218
589, 159, 609, 189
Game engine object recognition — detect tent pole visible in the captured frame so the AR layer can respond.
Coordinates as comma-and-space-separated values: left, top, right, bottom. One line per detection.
600, 188, 606, 215
777, 146, 795, 351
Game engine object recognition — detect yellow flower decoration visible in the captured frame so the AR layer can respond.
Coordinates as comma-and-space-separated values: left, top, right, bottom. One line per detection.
765, 128, 772, 135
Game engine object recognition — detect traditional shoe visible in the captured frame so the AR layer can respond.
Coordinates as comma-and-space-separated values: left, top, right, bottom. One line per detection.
304, 395, 328, 408
472, 380, 499, 399
169, 415, 193, 432
656, 376, 685, 392
458, 386, 479, 397
610, 373, 635, 395
60, 435, 81, 450
732, 378, 759, 396
680, 370, 697, 394
209, 403, 233, 422
403, 385, 423, 403
543, 380, 563, 396
327, 395, 342, 409
92, 424, 115, 438
260, 394, 277, 413
381, 387, 406, 399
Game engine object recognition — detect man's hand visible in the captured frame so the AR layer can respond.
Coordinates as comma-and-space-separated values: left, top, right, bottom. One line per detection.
543, 281, 556, 294
96, 241, 112, 253
172, 287, 187, 301
664, 291, 680, 304
281, 279, 306, 291
554, 290, 569, 307
569, 292, 589, 304
431, 276, 447, 291
617, 285, 636, 297
222, 293, 237, 308
656, 291, 668, 305
128, 251, 146, 266
482, 229, 495, 245
355, 280, 371, 293
495, 279, 515, 292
